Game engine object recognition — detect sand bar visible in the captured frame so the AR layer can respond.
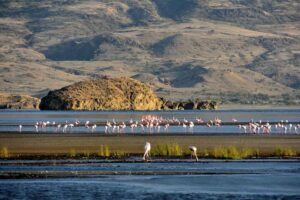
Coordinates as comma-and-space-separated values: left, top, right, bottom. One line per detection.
0, 133, 299, 156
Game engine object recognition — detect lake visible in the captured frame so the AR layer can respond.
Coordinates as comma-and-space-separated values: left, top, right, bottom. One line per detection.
0, 109, 300, 199
0, 109, 299, 134
0, 160, 299, 200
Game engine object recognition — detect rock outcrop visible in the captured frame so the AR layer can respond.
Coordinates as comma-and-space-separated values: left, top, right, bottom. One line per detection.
161, 98, 217, 110
0, 93, 40, 109
39, 77, 162, 110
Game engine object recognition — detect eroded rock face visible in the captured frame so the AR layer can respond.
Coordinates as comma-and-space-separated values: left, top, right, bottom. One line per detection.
160, 98, 217, 110
0, 94, 40, 109
40, 77, 162, 110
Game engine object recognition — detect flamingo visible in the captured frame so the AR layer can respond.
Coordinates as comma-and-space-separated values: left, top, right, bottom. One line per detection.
164, 123, 169, 132
35, 124, 39, 133
85, 121, 90, 128
56, 124, 61, 132
140, 124, 145, 132
143, 142, 151, 161
91, 124, 97, 132
189, 121, 194, 133
189, 146, 198, 161
63, 124, 68, 133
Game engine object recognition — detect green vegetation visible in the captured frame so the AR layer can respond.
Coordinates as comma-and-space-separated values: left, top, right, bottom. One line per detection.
274, 146, 297, 157
0, 147, 9, 158
152, 144, 183, 157
63, 145, 298, 159
69, 149, 76, 157
83, 150, 90, 158
111, 151, 128, 159
98, 145, 110, 157
212, 146, 258, 159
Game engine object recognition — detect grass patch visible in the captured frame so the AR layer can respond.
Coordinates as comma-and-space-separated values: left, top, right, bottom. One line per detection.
152, 143, 183, 157
69, 149, 76, 157
98, 145, 110, 157
0, 147, 9, 158
112, 151, 128, 159
274, 146, 297, 157
211, 146, 257, 159
82, 150, 90, 158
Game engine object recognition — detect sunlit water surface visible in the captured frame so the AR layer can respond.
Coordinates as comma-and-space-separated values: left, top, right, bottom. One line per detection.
0, 161, 299, 200
0, 109, 299, 134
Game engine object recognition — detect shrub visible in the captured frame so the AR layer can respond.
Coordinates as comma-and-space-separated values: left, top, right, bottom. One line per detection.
274, 146, 297, 157
0, 147, 9, 158
83, 150, 90, 158
104, 145, 110, 157
69, 149, 76, 157
227, 146, 241, 159
212, 147, 228, 158
240, 148, 253, 158
254, 149, 260, 158
112, 151, 127, 158
98, 145, 110, 157
152, 143, 183, 157
210, 146, 252, 159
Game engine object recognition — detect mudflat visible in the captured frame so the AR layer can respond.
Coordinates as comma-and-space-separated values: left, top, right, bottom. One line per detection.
0, 133, 299, 156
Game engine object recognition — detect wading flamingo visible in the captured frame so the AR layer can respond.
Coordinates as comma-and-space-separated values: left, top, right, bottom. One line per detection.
143, 142, 151, 161
189, 146, 198, 161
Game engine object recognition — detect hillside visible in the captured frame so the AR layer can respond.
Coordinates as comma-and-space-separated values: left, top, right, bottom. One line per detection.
0, 0, 299, 104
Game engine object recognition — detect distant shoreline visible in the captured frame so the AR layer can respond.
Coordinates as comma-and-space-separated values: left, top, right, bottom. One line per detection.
220, 104, 300, 109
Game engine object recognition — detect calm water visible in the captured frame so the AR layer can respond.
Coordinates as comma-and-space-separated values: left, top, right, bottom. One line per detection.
0, 109, 299, 134
0, 161, 299, 199
1, 109, 300, 199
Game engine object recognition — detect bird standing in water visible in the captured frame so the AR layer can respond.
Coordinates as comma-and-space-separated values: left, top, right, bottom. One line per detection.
143, 142, 151, 161
189, 146, 198, 161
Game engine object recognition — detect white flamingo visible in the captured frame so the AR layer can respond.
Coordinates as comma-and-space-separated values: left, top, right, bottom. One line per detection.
35, 125, 39, 133
189, 121, 194, 133
143, 142, 151, 161
91, 124, 97, 132
189, 146, 198, 161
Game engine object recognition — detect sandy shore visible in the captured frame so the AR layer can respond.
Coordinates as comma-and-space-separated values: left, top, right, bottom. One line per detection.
0, 133, 299, 157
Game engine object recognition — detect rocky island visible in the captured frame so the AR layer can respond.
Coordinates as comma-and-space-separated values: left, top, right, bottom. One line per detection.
39, 77, 162, 110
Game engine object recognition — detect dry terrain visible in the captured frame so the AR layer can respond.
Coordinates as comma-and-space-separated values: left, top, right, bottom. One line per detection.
0, 0, 299, 104
0, 134, 299, 157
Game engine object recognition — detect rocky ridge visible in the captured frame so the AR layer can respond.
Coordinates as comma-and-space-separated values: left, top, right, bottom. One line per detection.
0, 93, 40, 109
39, 77, 162, 110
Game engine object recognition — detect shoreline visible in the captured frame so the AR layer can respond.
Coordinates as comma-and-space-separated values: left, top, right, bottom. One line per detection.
1, 104, 300, 111
1, 134, 299, 159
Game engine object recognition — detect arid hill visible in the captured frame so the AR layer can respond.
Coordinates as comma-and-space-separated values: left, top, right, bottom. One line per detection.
39, 77, 162, 110
0, 93, 40, 109
0, 0, 299, 104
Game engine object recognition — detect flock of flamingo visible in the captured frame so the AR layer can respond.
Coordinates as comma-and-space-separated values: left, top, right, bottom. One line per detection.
16, 115, 300, 135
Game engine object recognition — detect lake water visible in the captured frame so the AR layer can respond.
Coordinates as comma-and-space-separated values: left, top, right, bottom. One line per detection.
0, 109, 299, 134
1, 109, 300, 199
0, 160, 299, 199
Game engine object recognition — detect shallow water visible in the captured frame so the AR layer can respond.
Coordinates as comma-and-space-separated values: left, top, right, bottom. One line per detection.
0, 109, 300, 134
0, 161, 299, 199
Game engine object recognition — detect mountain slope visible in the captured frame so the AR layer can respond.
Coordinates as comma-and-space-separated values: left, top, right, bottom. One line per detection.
0, 0, 299, 104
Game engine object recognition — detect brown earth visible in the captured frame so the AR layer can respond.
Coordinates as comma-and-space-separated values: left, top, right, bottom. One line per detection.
0, 93, 40, 109
0, 0, 299, 105
0, 134, 299, 157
